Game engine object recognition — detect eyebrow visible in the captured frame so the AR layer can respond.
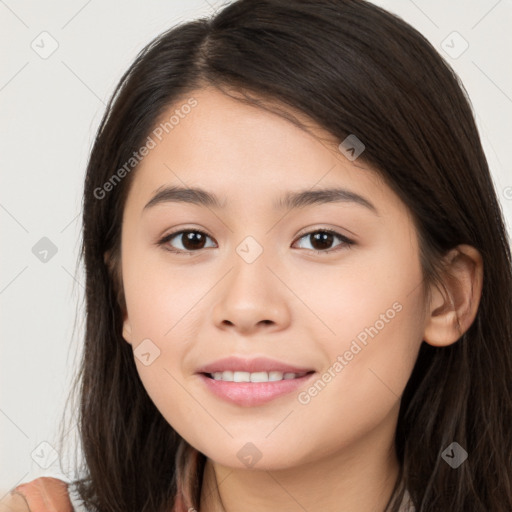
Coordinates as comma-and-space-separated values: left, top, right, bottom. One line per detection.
143, 185, 378, 214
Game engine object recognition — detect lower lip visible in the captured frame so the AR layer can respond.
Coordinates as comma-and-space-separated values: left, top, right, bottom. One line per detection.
197, 372, 315, 407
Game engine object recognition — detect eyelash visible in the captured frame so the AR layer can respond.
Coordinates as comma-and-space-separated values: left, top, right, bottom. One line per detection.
156, 228, 355, 256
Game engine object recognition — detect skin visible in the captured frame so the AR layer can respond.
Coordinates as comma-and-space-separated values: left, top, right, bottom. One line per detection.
119, 86, 483, 512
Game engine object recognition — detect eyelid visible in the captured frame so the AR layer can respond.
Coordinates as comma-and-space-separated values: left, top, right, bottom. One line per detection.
294, 224, 353, 240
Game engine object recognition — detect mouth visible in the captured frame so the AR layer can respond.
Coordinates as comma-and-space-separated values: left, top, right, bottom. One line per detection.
197, 370, 316, 407
195, 355, 315, 376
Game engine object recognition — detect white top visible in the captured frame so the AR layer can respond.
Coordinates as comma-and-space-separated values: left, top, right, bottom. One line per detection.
67, 481, 88, 512
399, 489, 416, 511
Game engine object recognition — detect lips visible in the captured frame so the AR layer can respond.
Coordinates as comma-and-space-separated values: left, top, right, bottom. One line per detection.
195, 356, 314, 375
198, 372, 316, 407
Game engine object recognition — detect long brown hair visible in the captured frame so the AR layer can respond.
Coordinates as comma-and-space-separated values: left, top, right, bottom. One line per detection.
58, 0, 512, 510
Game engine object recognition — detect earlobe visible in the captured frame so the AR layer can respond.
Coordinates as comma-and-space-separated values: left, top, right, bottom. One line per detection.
122, 316, 133, 345
104, 247, 129, 343
423, 245, 483, 347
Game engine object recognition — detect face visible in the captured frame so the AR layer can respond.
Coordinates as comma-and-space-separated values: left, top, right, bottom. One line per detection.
120, 86, 426, 470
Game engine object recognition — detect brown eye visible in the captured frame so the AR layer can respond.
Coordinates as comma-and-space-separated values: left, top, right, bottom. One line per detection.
159, 229, 216, 253
179, 231, 208, 250
294, 229, 354, 253
309, 232, 335, 250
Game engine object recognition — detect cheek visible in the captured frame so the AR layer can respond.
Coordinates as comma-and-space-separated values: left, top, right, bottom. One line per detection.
301, 238, 425, 401
122, 246, 206, 343
302, 238, 424, 344
121, 248, 209, 426
291, 284, 424, 459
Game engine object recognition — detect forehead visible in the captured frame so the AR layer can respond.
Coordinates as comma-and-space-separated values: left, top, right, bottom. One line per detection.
125, 86, 400, 216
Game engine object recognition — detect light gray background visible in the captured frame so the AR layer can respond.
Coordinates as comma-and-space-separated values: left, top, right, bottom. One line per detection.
1, 0, 511, 495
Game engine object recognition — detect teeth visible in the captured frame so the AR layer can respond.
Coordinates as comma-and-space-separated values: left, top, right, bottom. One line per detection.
209, 371, 307, 382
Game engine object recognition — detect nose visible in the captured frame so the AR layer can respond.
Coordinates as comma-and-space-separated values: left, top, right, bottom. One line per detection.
211, 249, 292, 335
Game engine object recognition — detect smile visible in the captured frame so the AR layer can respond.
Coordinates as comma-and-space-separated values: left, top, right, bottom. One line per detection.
198, 371, 316, 407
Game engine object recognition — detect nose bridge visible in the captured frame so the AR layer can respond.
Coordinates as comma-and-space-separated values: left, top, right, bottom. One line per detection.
211, 231, 290, 332
226, 232, 274, 298
234, 234, 267, 266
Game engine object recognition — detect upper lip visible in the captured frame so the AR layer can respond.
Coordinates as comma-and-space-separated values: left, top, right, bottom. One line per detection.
196, 356, 315, 375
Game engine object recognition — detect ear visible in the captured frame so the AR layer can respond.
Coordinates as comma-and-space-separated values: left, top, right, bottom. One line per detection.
122, 315, 133, 345
423, 244, 483, 347
104, 248, 132, 345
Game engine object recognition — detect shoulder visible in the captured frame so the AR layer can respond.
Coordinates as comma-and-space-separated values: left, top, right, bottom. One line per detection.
1, 477, 73, 512
0, 491, 30, 512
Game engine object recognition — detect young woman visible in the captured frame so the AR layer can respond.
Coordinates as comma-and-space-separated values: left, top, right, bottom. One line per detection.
4, 0, 511, 510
